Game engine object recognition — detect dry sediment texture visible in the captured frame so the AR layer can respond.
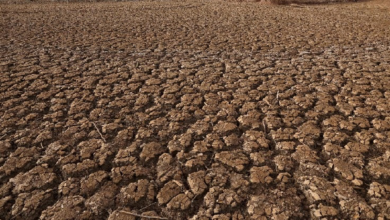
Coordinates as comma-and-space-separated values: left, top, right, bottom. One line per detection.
1, 1, 390, 219
269, 0, 359, 5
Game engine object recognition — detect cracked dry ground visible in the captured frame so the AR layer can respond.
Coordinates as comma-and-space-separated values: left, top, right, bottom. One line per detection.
1, 1, 390, 220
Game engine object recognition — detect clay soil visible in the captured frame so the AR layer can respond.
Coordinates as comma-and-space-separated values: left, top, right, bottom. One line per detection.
1, 1, 390, 219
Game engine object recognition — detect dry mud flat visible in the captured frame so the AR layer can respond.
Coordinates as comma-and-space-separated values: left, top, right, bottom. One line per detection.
1, 1, 390, 219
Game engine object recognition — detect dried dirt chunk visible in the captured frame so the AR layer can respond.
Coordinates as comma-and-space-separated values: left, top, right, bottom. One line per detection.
40, 195, 85, 220
10, 165, 57, 194
217, 189, 243, 208
297, 176, 336, 204
243, 130, 269, 149
157, 180, 183, 205
110, 165, 151, 184
208, 165, 229, 187
12, 189, 54, 219
85, 182, 118, 215
354, 130, 374, 145
157, 153, 179, 183
329, 158, 363, 184
368, 182, 390, 198
215, 151, 249, 172
334, 179, 375, 219
68, 100, 92, 115
80, 171, 109, 196
201, 186, 221, 214
249, 152, 266, 166
33, 130, 52, 144
0, 140, 12, 158
295, 162, 330, 178
61, 159, 97, 179
368, 197, 390, 220
238, 112, 261, 129
188, 121, 211, 137
223, 133, 240, 147
167, 191, 193, 210
263, 114, 283, 130
367, 151, 390, 179
344, 142, 369, 153
140, 142, 165, 162
108, 210, 136, 220
372, 118, 390, 131
292, 145, 319, 163
229, 172, 249, 190
135, 94, 150, 107
114, 128, 134, 147
270, 128, 296, 141
247, 188, 302, 219
118, 179, 154, 205
58, 177, 80, 196
276, 141, 296, 151
295, 121, 321, 146
213, 121, 237, 135
0, 147, 39, 177
312, 204, 338, 219
185, 153, 208, 169
77, 139, 113, 166
211, 214, 230, 220
37, 141, 69, 165
274, 155, 294, 171
276, 172, 291, 183
250, 166, 273, 184
114, 148, 137, 167
188, 170, 208, 195
102, 123, 121, 134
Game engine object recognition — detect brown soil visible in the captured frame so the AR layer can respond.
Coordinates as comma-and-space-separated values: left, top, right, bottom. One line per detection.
1, 1, 390, 219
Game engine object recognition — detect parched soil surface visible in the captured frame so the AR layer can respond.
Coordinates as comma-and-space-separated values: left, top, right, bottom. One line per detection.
1, 1, 390, 219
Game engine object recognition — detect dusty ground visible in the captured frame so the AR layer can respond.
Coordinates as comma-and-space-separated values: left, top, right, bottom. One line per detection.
1, 1, 390, 219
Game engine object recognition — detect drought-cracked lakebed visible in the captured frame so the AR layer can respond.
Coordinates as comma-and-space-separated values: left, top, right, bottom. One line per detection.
1, 1, 390, 219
